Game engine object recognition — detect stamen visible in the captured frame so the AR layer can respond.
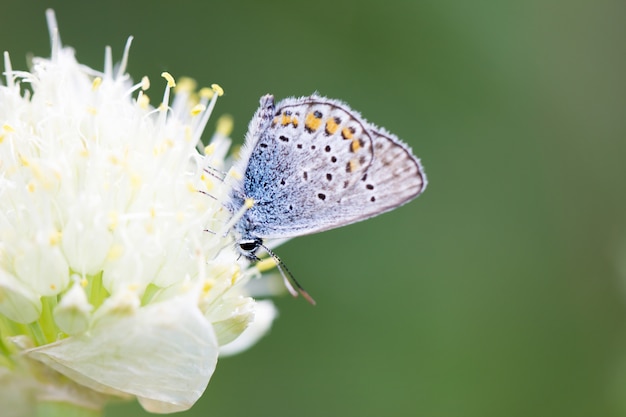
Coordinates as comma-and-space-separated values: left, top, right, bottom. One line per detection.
104, 46, 113, 79
3, 52, 14, 89
45, 9, 60, 60
190, 84, 223, 145
116, 36, 134, 79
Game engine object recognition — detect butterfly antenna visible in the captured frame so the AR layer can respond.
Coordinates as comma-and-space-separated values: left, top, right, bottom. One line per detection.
260, 243, 316, 305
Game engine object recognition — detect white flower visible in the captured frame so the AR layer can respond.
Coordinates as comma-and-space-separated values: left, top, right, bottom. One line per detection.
0, 10, 277, 414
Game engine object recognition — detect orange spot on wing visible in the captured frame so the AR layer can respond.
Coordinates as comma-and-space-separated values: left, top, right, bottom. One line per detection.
305, 112, 322, 132
346, 159, 360, 173
350, 139, 361, 152
325, 118, 339, 135
341, 126, 354, 140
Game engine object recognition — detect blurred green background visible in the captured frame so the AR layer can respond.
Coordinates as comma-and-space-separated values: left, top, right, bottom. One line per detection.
3, 1, 626, 416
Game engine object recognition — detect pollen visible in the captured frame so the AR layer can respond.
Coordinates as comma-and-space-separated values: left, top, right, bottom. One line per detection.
161, 72, 176, 87
18, 154, 29, 166
199, 87, 214, 99
49, 230, 62, 246
108, 211, 119, 231
191, 103, 206, 116
92, 77, 102, 91
256, 257, 277, 272
244, 198, 255, 208
130, 174, 142, 189
202, 174, 214, 191
140, 76, 150, 90
228, 168, 243, 181
204, 143, 215, 156
230, 269, 241, 285
137, 92, 150, 109
175, 77, 197, 93
217, 114, 234, 136
211, 83, 224, 96
106, 244, 124, 261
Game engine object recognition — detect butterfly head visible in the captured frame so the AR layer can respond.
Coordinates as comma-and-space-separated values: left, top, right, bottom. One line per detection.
236, 237, 263, 260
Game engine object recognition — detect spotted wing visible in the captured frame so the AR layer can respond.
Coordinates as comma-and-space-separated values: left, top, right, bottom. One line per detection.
237, 95, 426, 239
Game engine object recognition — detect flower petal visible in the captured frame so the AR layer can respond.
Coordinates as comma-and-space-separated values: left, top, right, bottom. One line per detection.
219, 300, 278, 356
0, 268, 42, 323
27, 295, 218, 413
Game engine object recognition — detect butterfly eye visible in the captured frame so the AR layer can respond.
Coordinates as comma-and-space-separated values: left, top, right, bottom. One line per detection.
238, 239, 260, 253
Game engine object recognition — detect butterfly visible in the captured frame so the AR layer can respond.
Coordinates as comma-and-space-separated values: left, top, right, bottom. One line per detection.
226, 94, 427, 303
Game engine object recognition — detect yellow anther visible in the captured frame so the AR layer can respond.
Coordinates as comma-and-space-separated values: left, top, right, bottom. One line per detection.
92, 77, 102, 91
80, 278, 88, 288
175, 77, 197, 93
130, 174, 142, 189
244, 198, 255, 209
204, 143, 215, 156
141, 76, 150, 90
228, 167, 243, 181
211, 83, 224, 96
205, 179, 214, 192
202, 280, 214, 295
217, 114, 234, 136
18, 154, 29, 166
106, 244, 124, 261
49, 230, 62, 246
256, 257, 277, 272
199, 87, 214, 99
3, 123, 15, 132
137, 92, 150, 109
108, 211, 119, 231
86, 106, 97, 115
191, 103, 206, 116
161, 72, 176, 87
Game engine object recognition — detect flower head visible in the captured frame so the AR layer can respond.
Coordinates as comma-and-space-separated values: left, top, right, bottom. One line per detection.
0, 10, 276, 414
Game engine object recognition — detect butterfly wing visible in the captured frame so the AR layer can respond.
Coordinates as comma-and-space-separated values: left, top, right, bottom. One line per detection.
232, 95, 426, 239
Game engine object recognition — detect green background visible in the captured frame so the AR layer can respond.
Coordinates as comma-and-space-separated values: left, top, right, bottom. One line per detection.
2, 1, 626, 416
